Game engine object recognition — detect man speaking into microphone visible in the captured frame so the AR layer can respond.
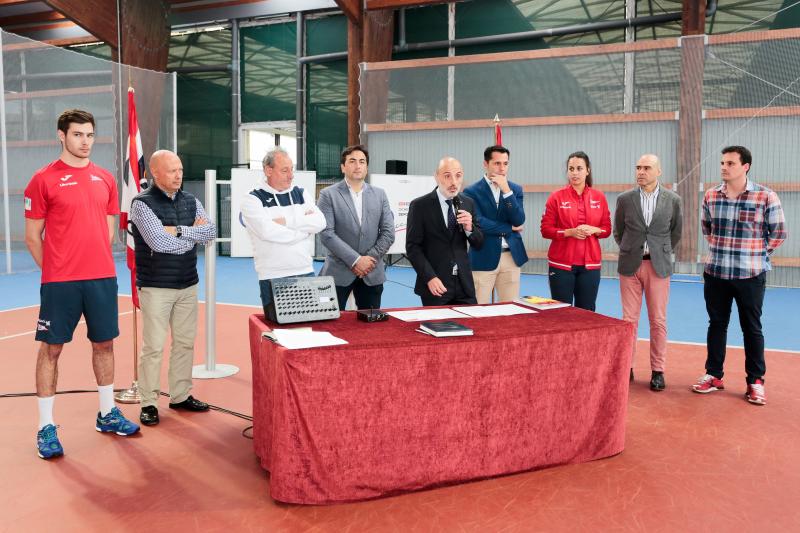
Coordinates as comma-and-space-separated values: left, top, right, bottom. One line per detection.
406, 157, 484, 306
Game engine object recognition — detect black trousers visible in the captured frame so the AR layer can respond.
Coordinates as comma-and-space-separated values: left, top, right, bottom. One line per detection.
420, 275, 476, 306
703, 272, 766, 383
335, 278, 384, 311
548, 266, 601, 312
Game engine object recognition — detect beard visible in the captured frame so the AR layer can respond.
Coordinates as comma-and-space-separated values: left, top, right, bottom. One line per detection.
63, 142, 90, 160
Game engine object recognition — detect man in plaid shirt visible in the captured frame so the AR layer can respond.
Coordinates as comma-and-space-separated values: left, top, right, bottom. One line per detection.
692, 146, 787, 405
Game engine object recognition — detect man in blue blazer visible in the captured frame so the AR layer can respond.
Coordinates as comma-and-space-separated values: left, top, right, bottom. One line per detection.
462, 145, 527, 303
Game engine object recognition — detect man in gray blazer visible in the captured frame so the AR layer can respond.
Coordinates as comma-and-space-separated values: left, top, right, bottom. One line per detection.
318, 145, 395, 310
614, 154, 683, 391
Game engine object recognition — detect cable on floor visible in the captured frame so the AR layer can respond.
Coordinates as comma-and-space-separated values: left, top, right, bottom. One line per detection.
0, 389, 254, 436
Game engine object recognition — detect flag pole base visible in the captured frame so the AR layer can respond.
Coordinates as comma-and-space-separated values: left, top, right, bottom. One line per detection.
114, 381, 141, 404
192, 363, 239, 379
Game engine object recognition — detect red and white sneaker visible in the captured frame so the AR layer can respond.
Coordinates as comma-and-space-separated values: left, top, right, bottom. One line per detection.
692, 374, 725, 394
745, 379, 766, 405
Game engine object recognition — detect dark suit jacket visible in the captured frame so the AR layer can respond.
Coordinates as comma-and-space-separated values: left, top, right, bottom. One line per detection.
462, 178, 528, 270
406, 188, 484, 303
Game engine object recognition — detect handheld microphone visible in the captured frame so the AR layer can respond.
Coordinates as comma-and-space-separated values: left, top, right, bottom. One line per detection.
451, 195, 464, 232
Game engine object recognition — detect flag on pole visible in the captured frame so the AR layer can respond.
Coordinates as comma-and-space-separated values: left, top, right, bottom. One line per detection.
493, 113, 502, 146
120, 87, 147, 308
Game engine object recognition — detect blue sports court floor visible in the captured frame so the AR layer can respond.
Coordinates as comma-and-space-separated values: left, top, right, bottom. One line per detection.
1, 254, 797, 352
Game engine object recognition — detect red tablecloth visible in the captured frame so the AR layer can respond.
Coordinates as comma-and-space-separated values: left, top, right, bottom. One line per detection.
249, 306, 634, 504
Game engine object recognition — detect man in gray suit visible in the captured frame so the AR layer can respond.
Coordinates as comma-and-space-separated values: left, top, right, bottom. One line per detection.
614, 154, 683, 391
318, 145, 395, 310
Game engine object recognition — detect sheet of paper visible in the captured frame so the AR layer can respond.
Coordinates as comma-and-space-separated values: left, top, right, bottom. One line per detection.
270, 328, 348, 349
386, 308, 470, 322
451, 304, 537, 318
262, 327, 311, 342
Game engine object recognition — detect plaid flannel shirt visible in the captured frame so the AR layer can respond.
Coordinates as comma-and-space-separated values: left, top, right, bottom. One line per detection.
701, 179, 787, 279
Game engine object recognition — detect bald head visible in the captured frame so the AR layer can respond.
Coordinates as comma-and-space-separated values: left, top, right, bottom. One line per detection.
150, 149, 183, 194
639, 154, 661, 171
635, 154, 661, 192
435, 157, 464, 199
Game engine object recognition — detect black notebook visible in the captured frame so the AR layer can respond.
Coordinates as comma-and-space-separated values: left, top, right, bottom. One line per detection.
419, 321, 473, 337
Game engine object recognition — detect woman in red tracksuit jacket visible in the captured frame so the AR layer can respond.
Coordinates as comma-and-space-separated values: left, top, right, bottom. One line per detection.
540, 151, 611, 311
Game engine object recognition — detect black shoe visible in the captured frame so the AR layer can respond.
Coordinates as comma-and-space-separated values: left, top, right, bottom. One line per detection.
630, 368, 634, 382
169, 395, 209, 412
650, 371, 665, 391
140, 405, 159, 426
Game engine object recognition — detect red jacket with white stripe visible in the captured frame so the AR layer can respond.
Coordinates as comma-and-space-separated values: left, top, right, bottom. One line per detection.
540, 185, 611, 271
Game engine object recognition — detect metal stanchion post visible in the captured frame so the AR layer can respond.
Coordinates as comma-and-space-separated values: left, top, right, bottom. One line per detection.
115, 306, 141, 403
193, 169, 239, 379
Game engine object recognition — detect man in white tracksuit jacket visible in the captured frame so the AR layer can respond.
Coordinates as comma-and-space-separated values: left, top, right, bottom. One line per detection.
240, 147, 326, 317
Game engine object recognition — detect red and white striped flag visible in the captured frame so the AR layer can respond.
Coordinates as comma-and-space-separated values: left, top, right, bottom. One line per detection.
120, 87, 147, 308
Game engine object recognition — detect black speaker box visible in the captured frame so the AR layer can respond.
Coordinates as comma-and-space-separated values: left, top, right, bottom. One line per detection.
385, 160, 408, 175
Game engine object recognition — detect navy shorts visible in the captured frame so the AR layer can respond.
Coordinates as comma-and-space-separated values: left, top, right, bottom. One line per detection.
36, 277, 120, 344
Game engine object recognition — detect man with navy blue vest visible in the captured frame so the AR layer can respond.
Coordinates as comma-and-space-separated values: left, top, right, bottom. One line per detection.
462, 145, 527, 303
240, 147, 326, 317
130, 150, 216, 426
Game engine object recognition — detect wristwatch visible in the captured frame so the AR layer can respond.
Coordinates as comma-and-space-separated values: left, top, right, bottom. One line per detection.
176, 228, 182, 239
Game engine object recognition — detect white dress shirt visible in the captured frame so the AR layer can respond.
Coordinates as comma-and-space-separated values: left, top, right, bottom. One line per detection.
345, 179, 364, 225
484, 175, 514, 250
436, 188, 456, 227
639, 183, 660, 255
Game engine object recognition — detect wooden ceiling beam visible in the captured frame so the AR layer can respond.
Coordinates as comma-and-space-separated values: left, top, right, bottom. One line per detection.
41, 0, 170, 72
681, 0, 706, 36
116, 0, 171, 160
43, 0, 118, 49
42, 0, 170, 161
0, 9, 65, 27
117, 0, 170, 71
335, 0, 362, 26
346, 9, 394, 145
366, 0, 451, 10
44, 35, 102, 47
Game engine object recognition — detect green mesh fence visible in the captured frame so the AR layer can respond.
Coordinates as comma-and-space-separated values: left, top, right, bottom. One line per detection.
241, 22, 296, 123
306, 16, 347, 182
1, 30, 175, 273
361, 32, 800, 286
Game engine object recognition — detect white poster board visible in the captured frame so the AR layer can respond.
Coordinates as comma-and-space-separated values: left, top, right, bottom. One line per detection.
230, 168, 317, 257
370, 174, 436, 255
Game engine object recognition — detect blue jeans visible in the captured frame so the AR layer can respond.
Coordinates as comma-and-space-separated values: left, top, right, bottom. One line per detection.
548, 266, 600, 312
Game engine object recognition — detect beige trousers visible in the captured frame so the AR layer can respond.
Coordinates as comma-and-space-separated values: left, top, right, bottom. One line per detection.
138, 284, 198, 408
472, 252, 521, 304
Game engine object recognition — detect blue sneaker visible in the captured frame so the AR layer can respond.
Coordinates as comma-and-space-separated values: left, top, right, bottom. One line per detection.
96, 406, 140, 436
37, 424, 64, 459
